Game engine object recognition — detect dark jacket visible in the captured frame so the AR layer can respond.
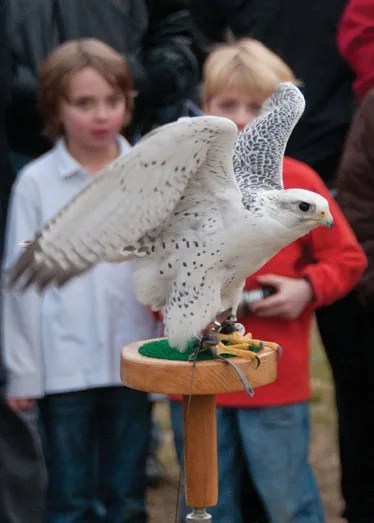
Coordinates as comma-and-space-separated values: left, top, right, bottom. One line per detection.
190, 0, 355, 185
0, 0, 13, 395
6, 0, 198, 154
337, 88, 374, 308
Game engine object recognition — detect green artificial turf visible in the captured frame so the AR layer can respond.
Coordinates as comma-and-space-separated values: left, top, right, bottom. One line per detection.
137, 338, 261, 361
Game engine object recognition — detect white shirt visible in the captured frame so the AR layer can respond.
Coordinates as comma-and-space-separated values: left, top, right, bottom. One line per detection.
2, 137, 157, 397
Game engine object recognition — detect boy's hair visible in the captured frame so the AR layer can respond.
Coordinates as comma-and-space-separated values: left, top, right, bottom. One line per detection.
39, 38, 134, 140
202, 38, 298, 105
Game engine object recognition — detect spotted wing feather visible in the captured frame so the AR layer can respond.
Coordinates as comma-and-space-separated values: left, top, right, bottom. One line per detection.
233, 82, 305, 192
9, 116, 239, 289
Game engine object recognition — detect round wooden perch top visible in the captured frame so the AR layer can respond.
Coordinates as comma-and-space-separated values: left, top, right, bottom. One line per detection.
121, 339, 278, 511
121, 339, 277, 395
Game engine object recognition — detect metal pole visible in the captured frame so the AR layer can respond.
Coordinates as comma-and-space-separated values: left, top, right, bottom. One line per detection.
186, 508, 212, 521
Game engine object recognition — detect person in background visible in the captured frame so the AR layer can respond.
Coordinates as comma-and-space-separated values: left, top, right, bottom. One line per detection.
5, 0, 198, 165
317, 4, 374, 520
189, 0, 355, 188
0, 0, 14, 254
169, 38, 367, 523
0, 2, 46, 522
334, 88, 374, 523
2, 38, 158, 523
337, 0, 374, 102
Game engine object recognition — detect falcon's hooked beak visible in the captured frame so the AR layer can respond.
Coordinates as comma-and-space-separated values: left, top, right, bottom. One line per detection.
317, 210, 334, 229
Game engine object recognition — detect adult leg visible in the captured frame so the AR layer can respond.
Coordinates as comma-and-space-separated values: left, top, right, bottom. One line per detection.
238, 403, 324, 523
317, 292, 374, 522
39, 390, 99, 523
0, 401, 46, 523
96, 386, 151, 523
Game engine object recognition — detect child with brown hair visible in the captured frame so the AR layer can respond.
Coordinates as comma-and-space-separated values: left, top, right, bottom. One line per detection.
170, 38, 366, 523
2, 38, 157, 523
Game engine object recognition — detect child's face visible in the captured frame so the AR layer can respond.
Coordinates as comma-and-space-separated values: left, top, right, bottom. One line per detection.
203, 81, 262, 131
58, 66, 126, 152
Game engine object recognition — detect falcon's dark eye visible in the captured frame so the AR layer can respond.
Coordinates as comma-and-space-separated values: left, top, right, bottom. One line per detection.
298, 202, 310, 212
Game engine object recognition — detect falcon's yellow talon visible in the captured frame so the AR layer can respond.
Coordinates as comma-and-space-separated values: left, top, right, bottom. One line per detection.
250, 339, 282, 356
215, 331, 282, 358
214, 342, 259, 362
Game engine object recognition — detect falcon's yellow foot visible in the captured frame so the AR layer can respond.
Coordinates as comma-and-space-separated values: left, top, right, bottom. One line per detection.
193, 332, 257, 362
213, 341, 260, 365
198, 336, 256, 397
216, 331, 282, 357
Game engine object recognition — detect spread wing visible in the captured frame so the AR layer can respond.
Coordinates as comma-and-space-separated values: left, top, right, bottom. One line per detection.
9, 116, 241, 289
233, 82, 305, 192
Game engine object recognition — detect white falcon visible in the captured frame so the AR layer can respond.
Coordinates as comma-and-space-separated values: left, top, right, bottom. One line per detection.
9, 83, 333, 356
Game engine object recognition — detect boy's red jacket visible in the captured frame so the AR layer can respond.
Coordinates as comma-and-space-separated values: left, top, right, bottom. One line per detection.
215, 156, 366, 407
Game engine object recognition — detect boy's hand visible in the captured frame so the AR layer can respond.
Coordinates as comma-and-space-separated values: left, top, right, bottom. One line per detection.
249, 274, 313, 320
7, 398, 35, 412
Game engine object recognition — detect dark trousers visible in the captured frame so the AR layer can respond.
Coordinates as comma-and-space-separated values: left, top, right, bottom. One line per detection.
39, 386, 151, 523
0, 401, 46, 523
316, 292, 374, 523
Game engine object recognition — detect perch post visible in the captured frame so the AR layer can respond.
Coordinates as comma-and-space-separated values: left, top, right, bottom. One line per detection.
121, 340, 277, 521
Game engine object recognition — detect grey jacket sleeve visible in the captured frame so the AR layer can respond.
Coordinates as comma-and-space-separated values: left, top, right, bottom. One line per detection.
2, 174, 44, 398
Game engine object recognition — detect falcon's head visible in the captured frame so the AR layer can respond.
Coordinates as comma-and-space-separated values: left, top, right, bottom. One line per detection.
260, 188, 333, 233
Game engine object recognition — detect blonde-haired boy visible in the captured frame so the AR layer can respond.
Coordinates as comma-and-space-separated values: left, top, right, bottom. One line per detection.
170, 39, 365, 523
202, 38, 299, 131
202, 38, 297, 121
